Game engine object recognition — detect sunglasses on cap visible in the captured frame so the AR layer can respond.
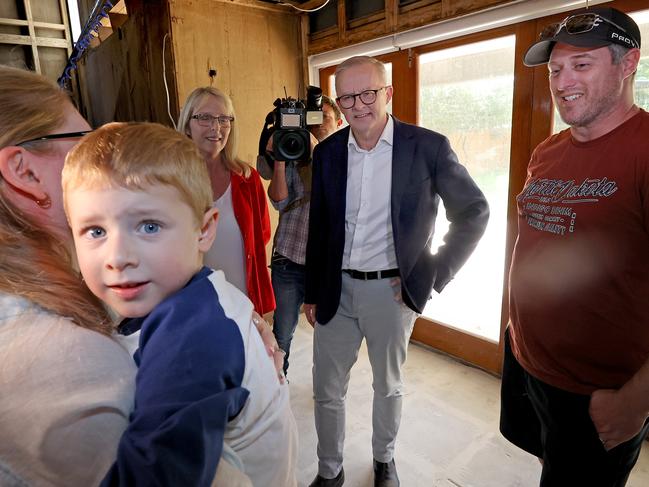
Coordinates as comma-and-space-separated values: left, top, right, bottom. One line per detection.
540, 13, 639, 49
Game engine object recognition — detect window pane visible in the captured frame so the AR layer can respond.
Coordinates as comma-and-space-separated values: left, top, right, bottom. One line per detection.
346, 0, 384, 21
418, 36, 516, 341
553, 9, 649, 133
310, 0, 337, 34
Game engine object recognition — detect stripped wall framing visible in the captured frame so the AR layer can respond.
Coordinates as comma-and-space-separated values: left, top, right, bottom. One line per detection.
0, 0, 72, 80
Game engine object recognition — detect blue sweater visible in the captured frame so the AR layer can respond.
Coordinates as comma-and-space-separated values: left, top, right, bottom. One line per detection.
101, 267, 250, 486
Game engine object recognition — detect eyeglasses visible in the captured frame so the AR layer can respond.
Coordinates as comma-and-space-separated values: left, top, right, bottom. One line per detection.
16, 130, 92, 147
336, 87, 388, 109
540, 13, 639, 48
191, 113, 234, 127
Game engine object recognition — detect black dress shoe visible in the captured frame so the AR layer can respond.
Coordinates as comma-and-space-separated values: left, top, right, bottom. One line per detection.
308, 467, 345, 487
374, 459, 399, 487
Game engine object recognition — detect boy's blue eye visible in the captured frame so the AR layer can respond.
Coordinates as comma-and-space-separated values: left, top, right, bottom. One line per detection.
87, 227, 105, 239
140, 222, 161, 234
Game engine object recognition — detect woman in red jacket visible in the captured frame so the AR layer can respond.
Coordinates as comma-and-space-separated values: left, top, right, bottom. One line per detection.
178, 87, 275, 315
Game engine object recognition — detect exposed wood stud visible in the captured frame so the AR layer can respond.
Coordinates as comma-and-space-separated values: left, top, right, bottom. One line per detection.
23, 0, 41, 73
0, 33, 69, 48
337, 0, 346, 43
299, 13, 310, 92
386, 0, 398, 32
0, 19, 67, 30
58, 0, 72, 55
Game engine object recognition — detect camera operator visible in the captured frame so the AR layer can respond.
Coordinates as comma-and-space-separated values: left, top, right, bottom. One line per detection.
257, 95, 342, 376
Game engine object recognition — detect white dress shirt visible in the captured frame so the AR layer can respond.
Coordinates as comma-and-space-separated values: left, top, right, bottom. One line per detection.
342, 115, 398, 271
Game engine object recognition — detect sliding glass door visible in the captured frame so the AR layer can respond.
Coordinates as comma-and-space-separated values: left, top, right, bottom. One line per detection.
418, 35, 515, 342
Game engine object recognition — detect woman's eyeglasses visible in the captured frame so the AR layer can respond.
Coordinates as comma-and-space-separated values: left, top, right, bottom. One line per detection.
540, 13, 639, 48
191, 113, 234, 127
16, 130, 92, 147
336, 87, 389, 109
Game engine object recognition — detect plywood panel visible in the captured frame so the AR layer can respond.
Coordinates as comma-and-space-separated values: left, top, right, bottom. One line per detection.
0, 44, 31, 69
76, 0, 178, 128
170, 0, 304, 166
170, 0, 305, 262
0, 1, 21, 19
30, 0, 63, 23
37, 45, 67, 79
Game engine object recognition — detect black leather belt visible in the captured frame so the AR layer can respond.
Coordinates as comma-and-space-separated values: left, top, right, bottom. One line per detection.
343, 268, 399, 280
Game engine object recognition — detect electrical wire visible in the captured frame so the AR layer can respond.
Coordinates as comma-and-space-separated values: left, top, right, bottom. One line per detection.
278, 0, 331, 14
162, 33, 176, 129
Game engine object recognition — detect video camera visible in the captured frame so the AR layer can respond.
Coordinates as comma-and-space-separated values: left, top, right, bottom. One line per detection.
259, 85, 323, 167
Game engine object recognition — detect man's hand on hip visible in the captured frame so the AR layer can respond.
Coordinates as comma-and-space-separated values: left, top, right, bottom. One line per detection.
590, 388, 647, 450
304, 304, 317, 327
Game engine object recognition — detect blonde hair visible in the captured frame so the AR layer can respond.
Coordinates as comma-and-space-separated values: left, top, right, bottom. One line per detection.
335, 56, 388, 86
63, 122, 213, 225
0, 66, 112, 334
177, 87, 251, 178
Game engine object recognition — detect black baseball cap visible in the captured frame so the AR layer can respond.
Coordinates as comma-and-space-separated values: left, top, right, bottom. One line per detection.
524, 7, 641, 67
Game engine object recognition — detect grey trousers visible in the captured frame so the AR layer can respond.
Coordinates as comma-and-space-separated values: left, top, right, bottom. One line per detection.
313, 273, 417, 478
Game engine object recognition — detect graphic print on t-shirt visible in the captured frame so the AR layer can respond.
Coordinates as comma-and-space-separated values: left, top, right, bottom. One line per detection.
517, 176, 618, 236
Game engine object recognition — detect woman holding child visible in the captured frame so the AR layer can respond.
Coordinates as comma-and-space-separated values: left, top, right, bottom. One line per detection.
178, 87, 275, 315
0, 66, 284, 486
64, 122, 297, 487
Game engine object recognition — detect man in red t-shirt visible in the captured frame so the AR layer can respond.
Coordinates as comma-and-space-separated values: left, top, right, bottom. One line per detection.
500, 7, 649, 486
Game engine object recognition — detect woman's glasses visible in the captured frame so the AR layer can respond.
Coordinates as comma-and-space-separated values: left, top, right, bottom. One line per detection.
336, 87, 388, 109
16, 130, 92, 147
191, 113, 234, 127
540, 13, 639, 48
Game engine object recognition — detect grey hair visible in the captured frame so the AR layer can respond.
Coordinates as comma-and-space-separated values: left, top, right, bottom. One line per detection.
335, 56, 388, 86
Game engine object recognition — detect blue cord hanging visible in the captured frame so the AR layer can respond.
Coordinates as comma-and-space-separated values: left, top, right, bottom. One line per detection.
58, 0, 114, 87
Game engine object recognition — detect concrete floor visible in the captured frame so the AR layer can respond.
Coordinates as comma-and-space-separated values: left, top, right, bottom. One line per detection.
286, 318, 649, 487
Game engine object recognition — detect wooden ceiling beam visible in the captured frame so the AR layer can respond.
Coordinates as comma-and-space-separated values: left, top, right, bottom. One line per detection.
0, 18, 67, 31
0, 33, 69, 48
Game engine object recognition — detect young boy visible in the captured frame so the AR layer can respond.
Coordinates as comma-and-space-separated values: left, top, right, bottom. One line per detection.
62, 122, 298, 487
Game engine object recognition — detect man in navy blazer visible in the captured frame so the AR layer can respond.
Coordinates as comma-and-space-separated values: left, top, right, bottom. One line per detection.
304, 56, 489, 487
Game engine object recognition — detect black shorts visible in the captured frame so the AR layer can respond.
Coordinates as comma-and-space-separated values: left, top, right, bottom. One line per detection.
499, 328, 649, 487
499, 327, 543, 458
